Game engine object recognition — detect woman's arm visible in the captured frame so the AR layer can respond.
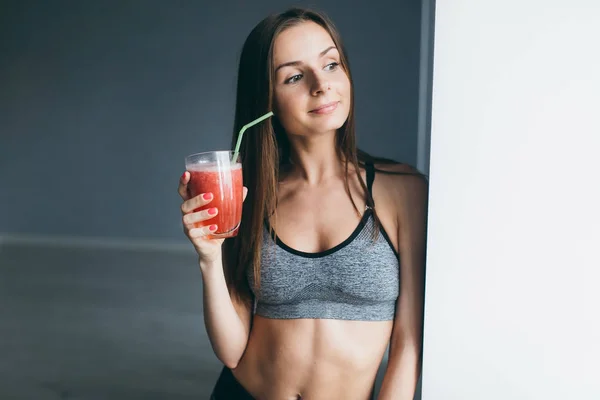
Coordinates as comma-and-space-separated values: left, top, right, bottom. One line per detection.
377, 173, 428, 400
201, 256, 252, 369
179, 171, 253, 370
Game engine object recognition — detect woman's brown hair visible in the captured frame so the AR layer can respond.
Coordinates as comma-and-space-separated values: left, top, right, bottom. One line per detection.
222, 7, 421, 307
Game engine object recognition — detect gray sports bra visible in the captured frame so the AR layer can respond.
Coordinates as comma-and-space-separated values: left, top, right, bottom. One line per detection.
246, 163, 400, 321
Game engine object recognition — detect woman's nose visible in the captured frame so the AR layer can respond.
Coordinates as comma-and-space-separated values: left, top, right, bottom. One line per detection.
310, 73, 330, 96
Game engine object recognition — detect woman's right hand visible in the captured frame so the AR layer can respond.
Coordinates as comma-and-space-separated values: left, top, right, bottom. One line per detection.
178, 171, 247, 265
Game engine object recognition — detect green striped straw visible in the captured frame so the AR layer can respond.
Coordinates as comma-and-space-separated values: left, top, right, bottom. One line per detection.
231, 111, 274, 163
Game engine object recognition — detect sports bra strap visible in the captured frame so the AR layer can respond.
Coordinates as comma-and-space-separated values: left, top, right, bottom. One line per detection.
365, 161, 375, 196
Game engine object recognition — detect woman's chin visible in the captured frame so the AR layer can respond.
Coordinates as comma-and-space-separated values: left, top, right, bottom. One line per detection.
285, 115, 348, 138
307, 116, 348, 135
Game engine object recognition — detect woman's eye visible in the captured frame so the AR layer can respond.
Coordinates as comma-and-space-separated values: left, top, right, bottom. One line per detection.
283, 63, 339, 84
285, 74, 303, 84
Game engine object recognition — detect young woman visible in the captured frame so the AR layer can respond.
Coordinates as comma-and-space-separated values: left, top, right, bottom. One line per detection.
178, 7, 428, 400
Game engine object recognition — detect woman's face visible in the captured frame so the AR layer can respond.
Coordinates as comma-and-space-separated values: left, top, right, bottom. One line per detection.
272, 21, 351, 138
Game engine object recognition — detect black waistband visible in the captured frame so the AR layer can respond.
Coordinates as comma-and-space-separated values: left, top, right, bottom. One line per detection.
211, 367, 255, 400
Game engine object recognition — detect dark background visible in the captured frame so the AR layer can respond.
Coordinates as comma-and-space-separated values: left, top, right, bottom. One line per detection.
0, 0, 423, 243
0, 0, 425, 398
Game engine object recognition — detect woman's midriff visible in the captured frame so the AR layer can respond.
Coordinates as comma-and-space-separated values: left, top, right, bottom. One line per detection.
231, 315, 393, 400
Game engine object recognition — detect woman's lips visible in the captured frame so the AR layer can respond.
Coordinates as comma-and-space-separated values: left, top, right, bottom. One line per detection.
309, 101, 339, 114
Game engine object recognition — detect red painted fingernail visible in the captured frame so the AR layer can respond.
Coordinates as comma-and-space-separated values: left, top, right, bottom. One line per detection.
203, 193, 213, 200
209, 225, 217, 231
181, 172, 186, 180
207, 207, 218, 215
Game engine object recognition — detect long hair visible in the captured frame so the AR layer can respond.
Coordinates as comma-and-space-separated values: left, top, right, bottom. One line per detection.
222, 7, 422, 307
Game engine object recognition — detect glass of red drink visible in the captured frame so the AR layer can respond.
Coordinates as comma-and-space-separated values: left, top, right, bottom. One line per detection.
185, 151, 243, 239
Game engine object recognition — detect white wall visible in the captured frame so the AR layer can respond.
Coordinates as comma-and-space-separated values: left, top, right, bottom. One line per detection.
422, 2, 600, 399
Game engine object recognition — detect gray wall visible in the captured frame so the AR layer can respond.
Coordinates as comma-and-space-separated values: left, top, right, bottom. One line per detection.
0, 0, 423, 242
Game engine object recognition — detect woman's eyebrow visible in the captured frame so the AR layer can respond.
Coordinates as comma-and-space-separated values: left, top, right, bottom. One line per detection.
275, 46, 337, 72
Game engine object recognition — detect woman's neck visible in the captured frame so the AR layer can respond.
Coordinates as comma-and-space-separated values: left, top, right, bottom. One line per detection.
284, 134, 349, 185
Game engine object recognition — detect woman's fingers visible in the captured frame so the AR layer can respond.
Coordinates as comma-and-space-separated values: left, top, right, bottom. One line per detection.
188, 224, 218, 238
182, 207, 218, 227
178, 171, 190, 200
181, 192, 214, 215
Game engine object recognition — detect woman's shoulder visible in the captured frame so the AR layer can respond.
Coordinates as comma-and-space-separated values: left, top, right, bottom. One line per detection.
371, 162, 428, 210
373, 161, 427, 185
373, 161, 422, 174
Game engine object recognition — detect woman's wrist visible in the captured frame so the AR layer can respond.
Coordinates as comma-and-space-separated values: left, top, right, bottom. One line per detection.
199, 254, 223, 274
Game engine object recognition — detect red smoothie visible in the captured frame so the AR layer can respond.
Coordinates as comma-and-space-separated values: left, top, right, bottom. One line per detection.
187, 162, 243, 239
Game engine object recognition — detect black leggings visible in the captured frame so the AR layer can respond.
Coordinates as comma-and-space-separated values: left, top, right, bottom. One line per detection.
210, 367, 255, 400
